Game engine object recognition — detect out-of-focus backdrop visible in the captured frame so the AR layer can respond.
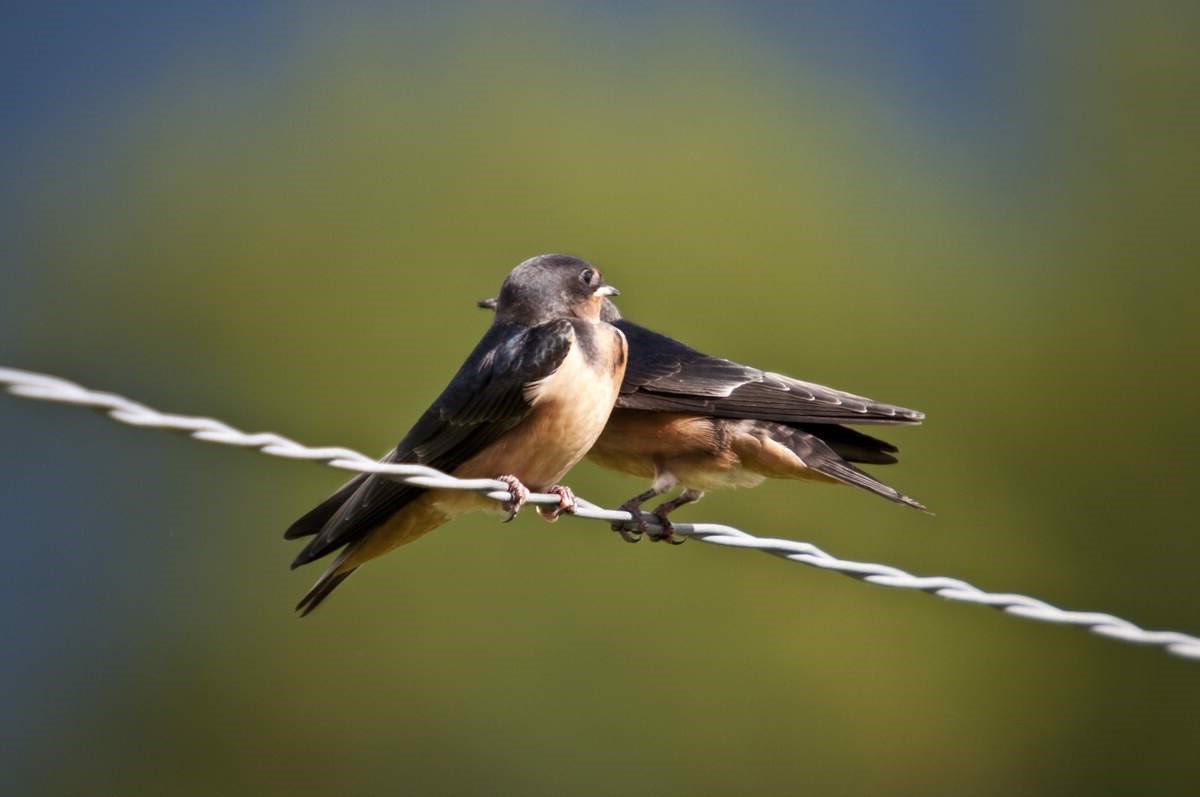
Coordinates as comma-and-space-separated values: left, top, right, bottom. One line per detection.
3, 3, 1198, 795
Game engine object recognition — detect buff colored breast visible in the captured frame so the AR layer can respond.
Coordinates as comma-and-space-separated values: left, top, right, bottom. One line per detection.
340, 323, 627, 569
454, 322, 627, 492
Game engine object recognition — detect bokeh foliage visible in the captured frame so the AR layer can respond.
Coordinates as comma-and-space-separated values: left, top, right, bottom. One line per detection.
4, 4, 1199, 795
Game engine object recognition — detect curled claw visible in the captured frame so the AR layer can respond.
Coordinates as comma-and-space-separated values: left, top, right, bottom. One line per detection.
497, 474, 530, 522
538, 485, 577, 522
611, 498, 647, 543
647, 512, 687, 545
614, 524, 644, 543
644, 489, 700, 545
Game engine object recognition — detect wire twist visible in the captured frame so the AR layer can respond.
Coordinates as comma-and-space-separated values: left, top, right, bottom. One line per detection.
3, 365, 1198, 661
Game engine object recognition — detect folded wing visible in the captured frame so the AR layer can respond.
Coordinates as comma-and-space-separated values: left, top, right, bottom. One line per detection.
285, 319, 575, 567
615, 320, 923, 426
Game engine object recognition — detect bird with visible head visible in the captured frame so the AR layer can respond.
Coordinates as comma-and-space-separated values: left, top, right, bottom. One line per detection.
477, 292, 926, 542
285, 254, 626, 614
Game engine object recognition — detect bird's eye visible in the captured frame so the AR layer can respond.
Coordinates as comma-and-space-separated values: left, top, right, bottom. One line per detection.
580, 268, 595, 285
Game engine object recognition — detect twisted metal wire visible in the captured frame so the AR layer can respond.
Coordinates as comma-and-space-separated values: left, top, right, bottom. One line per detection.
3, 364, 1198, 661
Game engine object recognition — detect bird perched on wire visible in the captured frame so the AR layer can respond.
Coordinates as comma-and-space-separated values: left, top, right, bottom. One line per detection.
477, 294, 925, 543
285, 254, 626, 614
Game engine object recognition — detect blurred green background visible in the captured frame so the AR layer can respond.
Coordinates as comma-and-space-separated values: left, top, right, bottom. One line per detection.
3, 3, 1199, 795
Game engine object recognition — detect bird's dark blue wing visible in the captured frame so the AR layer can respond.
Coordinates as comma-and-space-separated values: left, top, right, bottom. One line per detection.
288, 319, 575, 567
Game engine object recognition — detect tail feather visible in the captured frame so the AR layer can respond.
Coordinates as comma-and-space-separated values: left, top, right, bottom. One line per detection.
796, 423, 899, 465
284, 474, 368, 540
755, 421, 928, 512
295, 565, 357, 617
808, 454, 928, 512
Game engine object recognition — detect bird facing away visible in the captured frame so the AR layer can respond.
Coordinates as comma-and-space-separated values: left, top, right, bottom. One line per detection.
285, 254, 627, 614
477, 295, 925, 542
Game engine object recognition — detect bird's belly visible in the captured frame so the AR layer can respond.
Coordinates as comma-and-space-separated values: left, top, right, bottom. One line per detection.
589, 411, 768, 492
589, 410, 719, 480
670, 457, 768, 492
586, 445, 658, 480
455, 330, 624, 492
510, 397, 613, 487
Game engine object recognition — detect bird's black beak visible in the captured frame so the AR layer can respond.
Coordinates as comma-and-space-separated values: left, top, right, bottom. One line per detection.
477, 297, 498, 310
596, 284, 620, 297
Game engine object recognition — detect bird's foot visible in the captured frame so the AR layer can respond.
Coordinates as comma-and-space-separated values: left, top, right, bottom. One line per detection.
611, 498, 647, 543
537, 485, 577, 523
646, 510, 687, 545
497, 475, 530, 522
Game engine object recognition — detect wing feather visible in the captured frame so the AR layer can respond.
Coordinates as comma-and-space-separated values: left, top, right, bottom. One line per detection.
615, 320, 923, 425
287, 320, 575, 567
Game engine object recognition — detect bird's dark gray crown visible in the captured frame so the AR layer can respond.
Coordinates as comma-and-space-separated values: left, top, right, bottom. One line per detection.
494, 254, 610, 326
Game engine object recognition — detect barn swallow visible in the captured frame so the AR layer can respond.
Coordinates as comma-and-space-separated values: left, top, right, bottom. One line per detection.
477, 295, 925, 543
285, 254, 626, 614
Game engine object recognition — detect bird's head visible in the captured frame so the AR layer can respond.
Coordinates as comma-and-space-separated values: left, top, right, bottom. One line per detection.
491, 254, 620, 325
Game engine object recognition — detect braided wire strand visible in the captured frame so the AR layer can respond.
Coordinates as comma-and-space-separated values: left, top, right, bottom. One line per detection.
3, 365, 1198, 660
